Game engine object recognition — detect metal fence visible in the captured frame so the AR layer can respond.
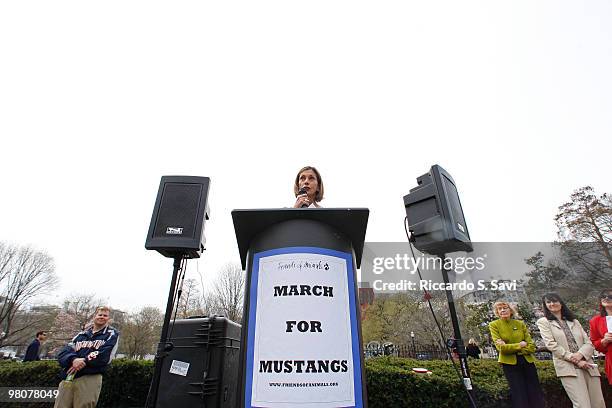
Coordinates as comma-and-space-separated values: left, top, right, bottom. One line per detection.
364, 343, 553, 361
364, 344, 449, 360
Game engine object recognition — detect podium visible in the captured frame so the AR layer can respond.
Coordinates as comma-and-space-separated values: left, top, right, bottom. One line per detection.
232, 208, 369, 408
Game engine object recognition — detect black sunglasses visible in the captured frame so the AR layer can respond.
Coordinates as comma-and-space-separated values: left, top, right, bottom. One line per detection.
601, 294, 612, 300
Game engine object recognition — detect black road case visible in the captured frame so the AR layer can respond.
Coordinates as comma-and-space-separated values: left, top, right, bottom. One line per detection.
156, 316, 241, 408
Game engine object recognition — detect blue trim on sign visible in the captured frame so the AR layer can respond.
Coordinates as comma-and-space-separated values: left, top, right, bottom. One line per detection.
244, 246, 363, 408
244, 250, 259, 408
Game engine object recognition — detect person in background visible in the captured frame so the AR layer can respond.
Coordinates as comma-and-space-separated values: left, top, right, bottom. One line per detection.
489, 301, 544, 408
537, 293, 605, 408
590, 288, 612, 386
466, 338, 481, 359
293, 166, 324, 208
23, 331, 47, 362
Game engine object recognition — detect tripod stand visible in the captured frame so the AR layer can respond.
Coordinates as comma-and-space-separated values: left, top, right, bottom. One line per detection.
145, 256, 184, 408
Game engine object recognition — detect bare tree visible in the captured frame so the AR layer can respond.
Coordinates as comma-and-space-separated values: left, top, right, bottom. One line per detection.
62, 293, 107, 330
555, 186, 612, 269
0, 304, 60, 354
210, 263, 245, 322
119, 306, 163, 359
177, 279, 205, 319
48, 309, 81, 353
0, 243, 59, 346
44, 293, 115, 354
539, 186, 612, 293
361, 292, 455, 349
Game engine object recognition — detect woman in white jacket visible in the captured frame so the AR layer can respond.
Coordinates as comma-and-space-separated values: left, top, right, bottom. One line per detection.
536, 293, 605, 408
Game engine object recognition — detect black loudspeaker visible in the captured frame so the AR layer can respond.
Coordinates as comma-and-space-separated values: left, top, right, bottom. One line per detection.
145, 176, 210, 258
403, 164, 472, 255
156, 316, 241, 408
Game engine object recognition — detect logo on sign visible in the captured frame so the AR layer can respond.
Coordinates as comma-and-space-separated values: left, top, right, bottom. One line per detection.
166, 227, 183, 235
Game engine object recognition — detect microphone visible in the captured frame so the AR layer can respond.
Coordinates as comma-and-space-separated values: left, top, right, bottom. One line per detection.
298, 188, 309, 208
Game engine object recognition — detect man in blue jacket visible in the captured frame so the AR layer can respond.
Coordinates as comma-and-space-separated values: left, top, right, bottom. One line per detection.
54, 306, 119, 408
23, 331, 47, 361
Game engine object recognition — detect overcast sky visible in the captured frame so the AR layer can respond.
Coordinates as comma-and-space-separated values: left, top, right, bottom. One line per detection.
1, 1, 610, 312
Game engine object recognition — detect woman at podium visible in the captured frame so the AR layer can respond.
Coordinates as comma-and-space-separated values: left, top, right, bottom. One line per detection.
293, 166, 324, 208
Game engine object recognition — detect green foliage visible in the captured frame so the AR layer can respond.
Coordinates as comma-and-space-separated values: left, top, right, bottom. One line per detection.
1, 358, 609, 408
516, 302, 536, 327
0, 359, 152, 408
524, 252, 569, 297
463, 301, 495, 341
361, 293, 422, 344
563, 297, 600, 328
97, 359, 153, 408
366, 357, 508, 407
361, 293, 452, 348
365, 357, 610, 408
0, 360, 60, 387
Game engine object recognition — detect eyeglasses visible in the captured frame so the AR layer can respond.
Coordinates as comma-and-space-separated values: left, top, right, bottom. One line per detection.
601, 294, 612, 301
545, 300, 560, 304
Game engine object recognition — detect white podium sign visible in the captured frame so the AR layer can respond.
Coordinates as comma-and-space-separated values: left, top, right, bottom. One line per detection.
244, 247, 364, 408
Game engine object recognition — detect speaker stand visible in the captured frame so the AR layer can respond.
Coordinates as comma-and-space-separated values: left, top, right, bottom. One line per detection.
439, 254, 476, 407
145, 255, 183, 408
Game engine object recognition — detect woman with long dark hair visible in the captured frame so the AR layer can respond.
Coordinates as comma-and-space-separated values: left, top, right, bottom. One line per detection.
590, 288, 612, 386
536, 293, 605, 408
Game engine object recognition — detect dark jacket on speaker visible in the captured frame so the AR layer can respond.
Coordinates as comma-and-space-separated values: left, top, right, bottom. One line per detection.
57, 325, 119, 379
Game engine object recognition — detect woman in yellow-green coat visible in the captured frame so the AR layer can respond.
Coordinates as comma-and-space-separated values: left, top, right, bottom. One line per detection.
488, 301, 544, 408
